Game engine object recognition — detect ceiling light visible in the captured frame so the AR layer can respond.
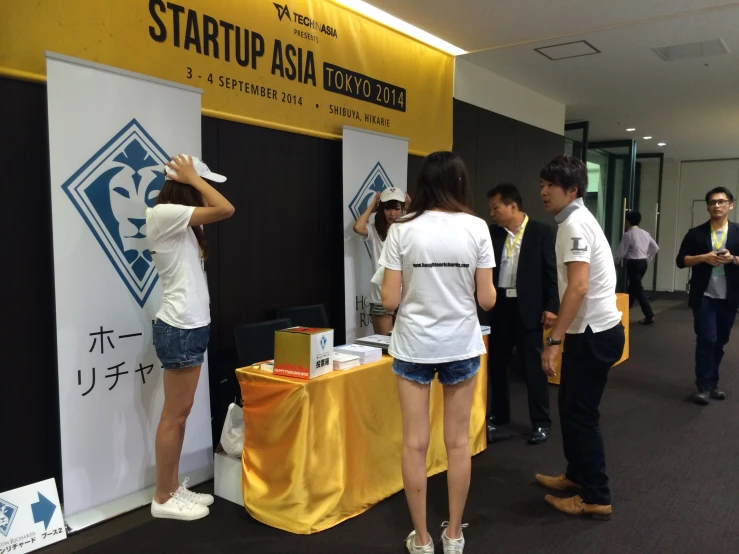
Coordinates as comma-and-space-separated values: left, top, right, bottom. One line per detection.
643, 136, 652, 140
626, 128, 636, 132
331, 0, 467, 56
658, 142, 666, 146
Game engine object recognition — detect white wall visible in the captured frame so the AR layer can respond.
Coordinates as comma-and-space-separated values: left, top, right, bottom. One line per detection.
454, 58, 565, 136
672, 160, 739, 292
655, 158, 681, 291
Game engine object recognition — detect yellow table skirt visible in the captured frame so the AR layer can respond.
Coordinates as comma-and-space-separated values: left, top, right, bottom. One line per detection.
236, 336, 489, 534
546, 292, 630, 385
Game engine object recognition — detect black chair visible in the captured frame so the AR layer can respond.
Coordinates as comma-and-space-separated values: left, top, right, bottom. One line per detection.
276, 304, 329, 329
233, 318, 293, 367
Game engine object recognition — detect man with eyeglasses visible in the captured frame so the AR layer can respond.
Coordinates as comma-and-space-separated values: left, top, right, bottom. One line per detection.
676, 187, 739, 405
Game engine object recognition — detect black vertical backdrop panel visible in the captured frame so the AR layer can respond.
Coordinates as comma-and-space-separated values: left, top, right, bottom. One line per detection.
513, 122, 562, 226
452, 99, 479, 210
407, 155, 425, 197
0, 78, 59, 493
215, 120, 325, 351
474, 107, 517, 222
317, 139, 345, 345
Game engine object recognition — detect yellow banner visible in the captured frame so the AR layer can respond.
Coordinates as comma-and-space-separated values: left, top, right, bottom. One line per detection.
0, 0, 453, 154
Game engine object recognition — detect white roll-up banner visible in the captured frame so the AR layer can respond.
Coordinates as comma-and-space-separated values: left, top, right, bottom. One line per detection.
342, 126, 409, 343
46, 53, 213, 525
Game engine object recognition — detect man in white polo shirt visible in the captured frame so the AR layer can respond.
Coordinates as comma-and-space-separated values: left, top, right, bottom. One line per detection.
535, 155, 625, 521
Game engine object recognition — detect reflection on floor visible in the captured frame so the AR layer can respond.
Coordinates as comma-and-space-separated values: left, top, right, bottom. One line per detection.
629, 297, 685, 322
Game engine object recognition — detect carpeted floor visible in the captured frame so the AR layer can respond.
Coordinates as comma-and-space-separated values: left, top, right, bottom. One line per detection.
50, 305, 739, 553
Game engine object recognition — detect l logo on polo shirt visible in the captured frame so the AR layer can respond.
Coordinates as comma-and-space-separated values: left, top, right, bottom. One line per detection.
571, 238, 588, 252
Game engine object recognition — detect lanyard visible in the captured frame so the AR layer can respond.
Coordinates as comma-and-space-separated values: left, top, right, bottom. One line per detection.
505, 215, 528, 260
712, 224, 728, 251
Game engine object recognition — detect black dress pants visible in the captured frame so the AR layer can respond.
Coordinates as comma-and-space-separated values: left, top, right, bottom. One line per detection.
560, 324, 625, 505
487, 296, 551, 427
626, 259, 654, 319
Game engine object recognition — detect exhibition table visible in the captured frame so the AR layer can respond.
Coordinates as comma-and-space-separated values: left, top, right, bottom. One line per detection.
546, 292, 630, 385
235, 336, 489, 534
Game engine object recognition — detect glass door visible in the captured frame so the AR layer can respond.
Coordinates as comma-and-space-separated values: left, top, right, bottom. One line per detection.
586, 140, 637, 291
635, 154, 663, 291
564, 122, 589, 162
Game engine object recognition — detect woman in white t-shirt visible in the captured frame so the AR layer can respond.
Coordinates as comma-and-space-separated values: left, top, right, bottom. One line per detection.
352, 187, 409, 334
379, 152, 496, 554
146, 155, 235, 521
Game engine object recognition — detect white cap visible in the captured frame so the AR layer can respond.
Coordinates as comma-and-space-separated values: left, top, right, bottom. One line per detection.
380, 187, 405, 203
164, 154, 227, 183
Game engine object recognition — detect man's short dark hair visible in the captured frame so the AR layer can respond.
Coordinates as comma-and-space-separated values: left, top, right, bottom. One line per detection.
625, 211, 642, 226
539, 155, 588, 198
705, 187, 735, 204
486, 182, 523, 210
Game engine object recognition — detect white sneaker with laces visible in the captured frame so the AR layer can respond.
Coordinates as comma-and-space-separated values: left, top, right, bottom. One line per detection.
177, 477, 214, 506
440, 522, 468, 554
151, 490, 209, 521
404, 530, 434, 553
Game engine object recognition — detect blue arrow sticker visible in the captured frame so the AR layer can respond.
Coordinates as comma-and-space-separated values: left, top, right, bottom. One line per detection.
31, 493, 56, 530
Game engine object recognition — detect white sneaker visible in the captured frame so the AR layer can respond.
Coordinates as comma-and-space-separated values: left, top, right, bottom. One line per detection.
440, 522, 468, 554
405, 530, 434, 553
151, 491, 209, 521
177, 478, 214, 506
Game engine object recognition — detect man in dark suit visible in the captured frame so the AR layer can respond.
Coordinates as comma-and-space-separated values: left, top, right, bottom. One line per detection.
486, 183, 560, 445
676, 187, 739, 405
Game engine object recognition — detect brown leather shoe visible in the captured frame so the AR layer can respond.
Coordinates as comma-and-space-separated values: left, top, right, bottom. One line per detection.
535, 473, 581, 492
544, 494, 612, 520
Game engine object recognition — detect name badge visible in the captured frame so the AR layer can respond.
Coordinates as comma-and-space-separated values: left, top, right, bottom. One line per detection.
506, 288, 518, 298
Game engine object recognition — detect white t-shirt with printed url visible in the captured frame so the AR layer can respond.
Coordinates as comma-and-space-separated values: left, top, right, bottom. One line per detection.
555, 198, 622, 334
379, 211, 495, 364
146, 204, 211, 329
364, 223, 385, 304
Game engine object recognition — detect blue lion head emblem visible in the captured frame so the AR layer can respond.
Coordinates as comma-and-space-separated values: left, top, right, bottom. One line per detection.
62, 119, 169, 307
348, 162, 395, 258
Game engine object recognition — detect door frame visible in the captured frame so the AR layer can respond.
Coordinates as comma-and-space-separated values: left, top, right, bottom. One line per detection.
635, 153, 664, 291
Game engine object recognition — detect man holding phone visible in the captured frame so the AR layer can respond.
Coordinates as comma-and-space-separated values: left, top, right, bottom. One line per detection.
676, 187, 739, 405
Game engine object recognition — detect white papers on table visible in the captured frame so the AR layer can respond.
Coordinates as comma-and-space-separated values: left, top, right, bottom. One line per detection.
334, 344, 383, 365
333, 353, 360, 370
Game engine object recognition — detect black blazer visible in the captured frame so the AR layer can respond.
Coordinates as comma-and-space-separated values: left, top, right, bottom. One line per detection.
676, 220, 739, 310
489, 219, 560, 330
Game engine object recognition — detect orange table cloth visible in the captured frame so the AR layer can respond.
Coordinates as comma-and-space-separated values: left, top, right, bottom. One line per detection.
546, 292, 630, 385
235, 336, 489, 534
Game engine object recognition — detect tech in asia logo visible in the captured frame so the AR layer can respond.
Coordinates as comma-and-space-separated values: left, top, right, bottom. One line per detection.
62, 119, 168, 308
0, 498, 18, 537
273, 2, 338, 38
348, 162, 395, 258
273, 2, 291, 21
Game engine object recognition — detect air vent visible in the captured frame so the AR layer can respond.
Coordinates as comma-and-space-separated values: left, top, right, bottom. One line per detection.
535, 41, 601, 61
653, 39, 729, 62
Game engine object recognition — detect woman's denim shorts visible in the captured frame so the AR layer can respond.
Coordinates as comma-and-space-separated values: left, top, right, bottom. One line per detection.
152, 319, 210, 370
393, 356, 480, 386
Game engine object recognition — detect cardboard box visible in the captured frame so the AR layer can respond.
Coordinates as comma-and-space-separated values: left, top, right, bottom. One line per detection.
274, 327, 334, 379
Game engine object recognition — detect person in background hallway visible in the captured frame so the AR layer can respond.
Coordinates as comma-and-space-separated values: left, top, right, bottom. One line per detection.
380, 152, 496, 554
676, 187, 739, 405
353, 187, 409, 335
147, 155, 235, 521
615, 211, 659, 325
537, 155, 625, 521
485, 183, 559, 446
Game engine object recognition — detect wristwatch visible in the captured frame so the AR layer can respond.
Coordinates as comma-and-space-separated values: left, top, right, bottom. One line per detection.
546, 336, 562, 347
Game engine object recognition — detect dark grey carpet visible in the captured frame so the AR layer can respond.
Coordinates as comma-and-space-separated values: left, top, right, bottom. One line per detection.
51, 305, 739, 553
